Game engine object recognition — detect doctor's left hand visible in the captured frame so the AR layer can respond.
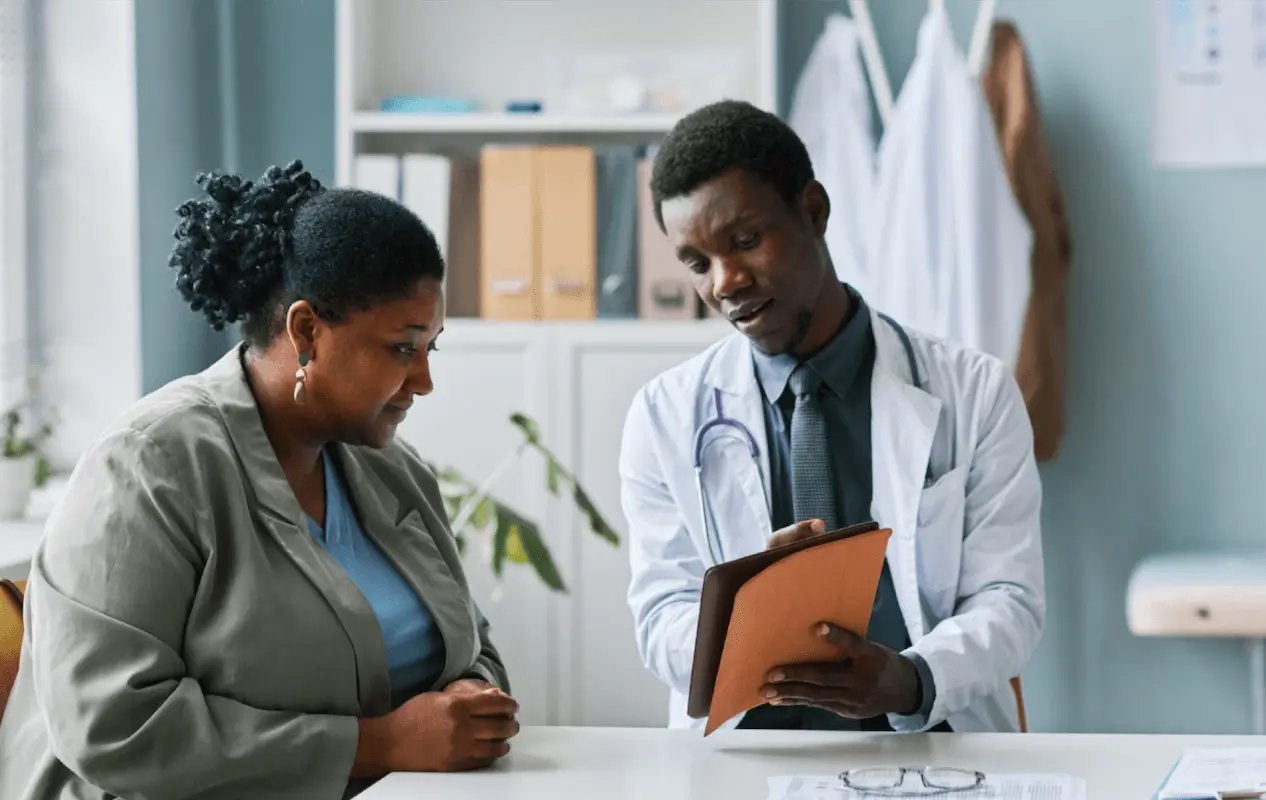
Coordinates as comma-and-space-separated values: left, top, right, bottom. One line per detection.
761, 623, 922, 719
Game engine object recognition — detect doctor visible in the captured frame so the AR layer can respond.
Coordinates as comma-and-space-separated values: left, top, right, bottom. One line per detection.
620, 100, 1044, 734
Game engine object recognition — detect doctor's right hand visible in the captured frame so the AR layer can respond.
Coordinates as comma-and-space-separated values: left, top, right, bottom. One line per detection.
766, 518, 828, 550
353, 687, 520, 776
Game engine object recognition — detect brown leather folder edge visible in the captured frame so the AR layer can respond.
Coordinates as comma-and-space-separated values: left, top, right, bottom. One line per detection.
686, 520, 881, 719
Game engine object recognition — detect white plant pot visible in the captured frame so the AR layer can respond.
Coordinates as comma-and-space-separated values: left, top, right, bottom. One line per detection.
0, 455, 35, 519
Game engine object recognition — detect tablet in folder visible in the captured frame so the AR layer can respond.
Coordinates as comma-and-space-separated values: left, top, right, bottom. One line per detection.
685, 520, 893, 734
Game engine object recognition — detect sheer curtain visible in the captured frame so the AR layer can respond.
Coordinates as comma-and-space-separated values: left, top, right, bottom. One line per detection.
0, 0, 27, 410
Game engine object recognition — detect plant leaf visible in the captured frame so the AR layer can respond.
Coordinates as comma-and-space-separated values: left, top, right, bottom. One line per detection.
509, 413, 541, 446
472, 497, 495, 529
573, 485, 620, 546
505, 524, 530, 564
546, 459, 562, 496
491, 510, 511, 577
512, 518, 566, 592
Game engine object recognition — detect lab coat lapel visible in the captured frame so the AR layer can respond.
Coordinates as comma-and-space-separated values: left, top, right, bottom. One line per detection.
334, 445, 477, 688
205, 346, 393, 713
868, 312, 941, 640
699, 335, 773, 559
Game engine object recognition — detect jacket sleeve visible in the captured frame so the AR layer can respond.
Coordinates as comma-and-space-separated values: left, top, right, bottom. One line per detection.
458, 605, 511, 693
892, 364, 1045, 732
27, 430, 358, 800
620, 388, 704, 697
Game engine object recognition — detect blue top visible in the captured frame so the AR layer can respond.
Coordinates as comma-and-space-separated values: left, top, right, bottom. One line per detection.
745, 285, 937, 730
305, 451, 447, 709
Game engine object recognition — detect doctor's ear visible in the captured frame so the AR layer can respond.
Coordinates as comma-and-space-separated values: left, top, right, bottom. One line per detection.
800, 180, 830, 238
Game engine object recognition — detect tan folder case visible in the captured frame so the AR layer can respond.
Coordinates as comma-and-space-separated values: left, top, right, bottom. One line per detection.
480, 146, 540, 320
686, 521, 893, 735
538, 146, 597, 320
636, 158, 697, 319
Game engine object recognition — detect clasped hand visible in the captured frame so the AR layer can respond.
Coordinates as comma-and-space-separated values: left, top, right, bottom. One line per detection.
761, 519, 922, 719
375, 679, 520, 774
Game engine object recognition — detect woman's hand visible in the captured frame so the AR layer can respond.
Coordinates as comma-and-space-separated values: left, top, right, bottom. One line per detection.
354, 687, 520, 776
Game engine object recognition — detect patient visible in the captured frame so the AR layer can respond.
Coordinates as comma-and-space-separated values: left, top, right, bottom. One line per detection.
0, 160, 519, 800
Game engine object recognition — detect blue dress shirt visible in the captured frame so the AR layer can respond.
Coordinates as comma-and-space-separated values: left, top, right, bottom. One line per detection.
305, 451, 447, 709
739, 285, 939, 731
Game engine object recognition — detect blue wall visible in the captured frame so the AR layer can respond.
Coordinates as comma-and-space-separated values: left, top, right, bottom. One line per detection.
133, 0, 1266, 735
782, 0, 1266, 734
134, 0, 334, 392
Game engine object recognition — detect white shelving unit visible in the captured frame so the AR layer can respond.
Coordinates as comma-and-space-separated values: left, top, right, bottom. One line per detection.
334, 0, 778, 182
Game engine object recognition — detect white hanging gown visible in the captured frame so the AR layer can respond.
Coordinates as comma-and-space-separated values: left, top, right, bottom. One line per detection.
790, 6, 1034, 368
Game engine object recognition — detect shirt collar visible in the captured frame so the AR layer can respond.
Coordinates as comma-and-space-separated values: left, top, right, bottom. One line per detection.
751, 284, 873, 403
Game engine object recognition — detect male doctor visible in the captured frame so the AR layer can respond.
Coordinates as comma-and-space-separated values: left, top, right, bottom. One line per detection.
620, 100, 1044, 734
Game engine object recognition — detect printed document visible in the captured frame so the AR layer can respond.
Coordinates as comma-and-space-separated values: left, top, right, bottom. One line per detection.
1157, 747, 1266, 798
768, 773, 1086, 800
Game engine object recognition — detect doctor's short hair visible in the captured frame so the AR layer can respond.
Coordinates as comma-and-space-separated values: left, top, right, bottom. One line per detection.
649, 99, 816, 231
167, 159, 446, 347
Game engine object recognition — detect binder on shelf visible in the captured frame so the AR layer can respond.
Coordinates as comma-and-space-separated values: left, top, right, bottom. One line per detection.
538, 146, 597, 321
352, 154, 401, 200
636, 158, 697, 320
400, 153, 482, 318
479, 146, 540, 321
594, 146, 639, 319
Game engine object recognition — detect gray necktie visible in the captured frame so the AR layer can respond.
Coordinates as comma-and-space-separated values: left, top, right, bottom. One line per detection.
788, 363, 838, 531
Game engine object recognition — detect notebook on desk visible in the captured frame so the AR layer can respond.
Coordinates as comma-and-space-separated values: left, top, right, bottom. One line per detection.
686, 521, 893, 735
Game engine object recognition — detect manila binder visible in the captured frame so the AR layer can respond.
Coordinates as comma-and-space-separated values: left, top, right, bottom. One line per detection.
538, 146, 597, 320
479, 146, 539, 320
686, 521, 892, 735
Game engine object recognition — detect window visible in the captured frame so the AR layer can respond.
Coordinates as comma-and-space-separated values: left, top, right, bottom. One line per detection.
0, 0, 27, 410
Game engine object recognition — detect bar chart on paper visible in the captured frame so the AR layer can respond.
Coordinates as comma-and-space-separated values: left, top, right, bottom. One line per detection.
767, 774, 1087, 800
1153, 0, 1266, 167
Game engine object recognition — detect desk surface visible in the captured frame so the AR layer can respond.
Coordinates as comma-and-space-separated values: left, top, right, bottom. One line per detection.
358, 725, 1265, 800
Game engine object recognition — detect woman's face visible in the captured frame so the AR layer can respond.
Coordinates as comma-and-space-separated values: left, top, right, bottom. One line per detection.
299, 277, 445, 448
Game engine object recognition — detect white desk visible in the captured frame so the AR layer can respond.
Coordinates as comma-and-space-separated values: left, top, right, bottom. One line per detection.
357, 725, 1266, 799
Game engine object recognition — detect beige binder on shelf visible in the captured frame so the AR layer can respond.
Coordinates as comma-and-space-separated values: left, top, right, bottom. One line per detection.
538, 146, 597, 321
479, 146, 539, 320
636, 158, 696, 320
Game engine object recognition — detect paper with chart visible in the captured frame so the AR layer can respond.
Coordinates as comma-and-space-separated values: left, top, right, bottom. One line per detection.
767, 773, 1086, 800
1156, 747, 1266, 798
1153, 0, 1266, 167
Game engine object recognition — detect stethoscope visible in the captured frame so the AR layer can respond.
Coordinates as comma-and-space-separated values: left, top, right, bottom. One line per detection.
693, 313, 929, 566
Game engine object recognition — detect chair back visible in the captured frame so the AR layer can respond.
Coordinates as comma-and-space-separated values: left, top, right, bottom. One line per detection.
1, 579, 26, 721
1010, 675, 1028, 732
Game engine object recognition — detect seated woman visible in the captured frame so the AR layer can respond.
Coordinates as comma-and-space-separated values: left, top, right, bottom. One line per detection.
0, 161, 519, 800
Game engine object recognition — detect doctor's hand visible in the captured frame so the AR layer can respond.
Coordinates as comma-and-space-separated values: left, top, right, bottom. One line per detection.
353, 686, 520, 776
760, 623, 922, 719
766, 518, 827, 549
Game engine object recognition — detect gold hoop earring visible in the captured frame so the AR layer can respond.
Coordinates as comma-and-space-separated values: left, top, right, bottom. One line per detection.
294, 351, 310, 405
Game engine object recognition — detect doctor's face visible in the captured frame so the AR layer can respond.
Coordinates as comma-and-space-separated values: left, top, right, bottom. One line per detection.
659, 168, 832, 355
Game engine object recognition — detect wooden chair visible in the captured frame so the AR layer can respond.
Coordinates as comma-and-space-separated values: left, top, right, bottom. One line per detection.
1, 579, 26, 722
1010, 675, 1028, 732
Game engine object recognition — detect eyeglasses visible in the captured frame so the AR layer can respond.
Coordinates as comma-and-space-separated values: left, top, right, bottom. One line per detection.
839, 766, 986, 796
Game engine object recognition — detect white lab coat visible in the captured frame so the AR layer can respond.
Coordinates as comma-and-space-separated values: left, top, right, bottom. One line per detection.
790, 7, 1034, 368
620, 308, 1044, 733
787, 14, 876, 295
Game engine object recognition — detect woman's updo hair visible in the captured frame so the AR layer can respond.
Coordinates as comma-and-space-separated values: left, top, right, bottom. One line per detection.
169, 159, 445, 347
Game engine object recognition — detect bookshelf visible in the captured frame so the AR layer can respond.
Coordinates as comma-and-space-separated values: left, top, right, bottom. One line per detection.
334, 0, 779, 181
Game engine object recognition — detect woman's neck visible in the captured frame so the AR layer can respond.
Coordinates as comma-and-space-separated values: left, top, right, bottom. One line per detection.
242, 343, 326, 479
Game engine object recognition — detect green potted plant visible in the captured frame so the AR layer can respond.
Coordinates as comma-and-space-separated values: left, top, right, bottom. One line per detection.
1, 365, 53, 520
429, 413, 619, 592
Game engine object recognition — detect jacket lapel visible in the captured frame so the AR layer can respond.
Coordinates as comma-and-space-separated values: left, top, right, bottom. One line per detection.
868, 311, 942, 640
698, 336, 773, 559
204, 346, 393, 713
334, 445, 476, 688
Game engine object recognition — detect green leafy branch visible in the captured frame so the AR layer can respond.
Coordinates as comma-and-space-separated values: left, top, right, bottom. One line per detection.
429, 413, 619, 593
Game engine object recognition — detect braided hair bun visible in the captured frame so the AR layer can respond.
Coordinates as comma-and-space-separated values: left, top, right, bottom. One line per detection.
169, 160, 323, 331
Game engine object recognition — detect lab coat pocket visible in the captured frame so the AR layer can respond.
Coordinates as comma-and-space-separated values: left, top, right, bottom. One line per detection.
915, 464, 968, 620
